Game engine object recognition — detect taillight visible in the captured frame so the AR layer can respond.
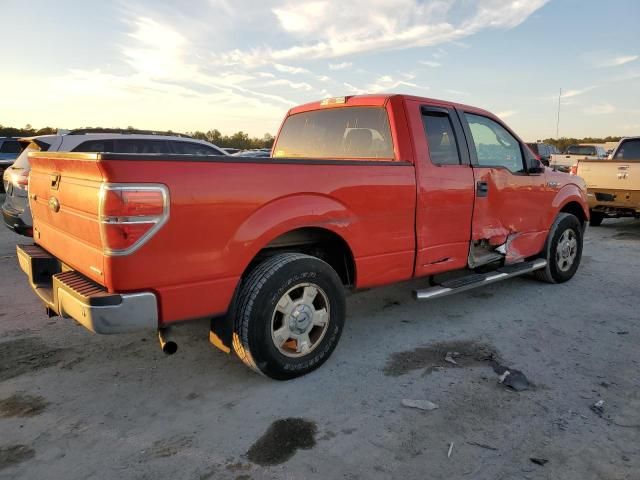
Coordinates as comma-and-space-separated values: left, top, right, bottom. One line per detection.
12, 171, 29, 189
99, 184, 169, 255
569, 164, 578, 176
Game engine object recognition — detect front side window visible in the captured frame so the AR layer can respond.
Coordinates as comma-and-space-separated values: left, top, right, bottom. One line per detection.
614, 139, 640, 160
422, 112, 461, 165
465, 113, 524, 173
273, 107, 394, 159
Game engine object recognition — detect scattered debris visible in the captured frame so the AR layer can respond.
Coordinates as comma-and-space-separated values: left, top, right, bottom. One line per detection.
530, 458, 548, 466
444, 351, 460, 365
466, 441, 498, 451
447, 442, 454, 458
401, 399, 439, 411
493, 363, 530, 391
591, 400, 605, 416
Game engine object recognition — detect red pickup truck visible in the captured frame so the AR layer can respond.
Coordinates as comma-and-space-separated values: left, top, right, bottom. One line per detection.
18, 94, 588, 379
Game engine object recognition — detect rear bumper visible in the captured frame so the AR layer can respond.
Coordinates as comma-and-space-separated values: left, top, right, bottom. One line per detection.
587, 188, 640, 217
2, 206, 32, 236
17, 244, 158, 334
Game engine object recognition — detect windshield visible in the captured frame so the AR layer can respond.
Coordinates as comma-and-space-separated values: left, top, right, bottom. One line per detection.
273, 107, 394, 159
566, 145, 596, 156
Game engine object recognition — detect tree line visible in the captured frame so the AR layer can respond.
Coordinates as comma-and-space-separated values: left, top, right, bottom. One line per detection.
0, 125, 275, 150
541, 136, 622, 153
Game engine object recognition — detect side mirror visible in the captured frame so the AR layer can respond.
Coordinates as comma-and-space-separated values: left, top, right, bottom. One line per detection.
527, 158, 545, 174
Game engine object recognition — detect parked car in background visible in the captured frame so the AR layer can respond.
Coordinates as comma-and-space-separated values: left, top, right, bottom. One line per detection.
0, 137, 22, 193
573, 136, 640, 226
222, 147, 241, 155
550, 144, 607, 172
2, 129, 226, 236
232, 149, 271, 158
526, 142, 559, 166
17, 94, 587, 379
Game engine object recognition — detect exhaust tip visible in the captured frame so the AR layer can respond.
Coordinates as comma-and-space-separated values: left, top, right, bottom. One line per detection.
158, 329, 178, 355
161, 340, 178, 355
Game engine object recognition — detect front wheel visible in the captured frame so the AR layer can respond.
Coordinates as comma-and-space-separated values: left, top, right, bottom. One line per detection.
534, 213, 583, 284
232, 253, 346, 380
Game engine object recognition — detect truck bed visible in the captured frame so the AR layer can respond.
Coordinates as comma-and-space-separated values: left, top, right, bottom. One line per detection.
28, 152, 417, 324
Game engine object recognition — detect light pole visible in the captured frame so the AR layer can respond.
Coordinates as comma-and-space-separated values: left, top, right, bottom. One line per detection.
556, 88, 562, 138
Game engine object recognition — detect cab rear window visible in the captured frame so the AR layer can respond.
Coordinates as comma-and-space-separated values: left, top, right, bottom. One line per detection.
273, 107, 394, 159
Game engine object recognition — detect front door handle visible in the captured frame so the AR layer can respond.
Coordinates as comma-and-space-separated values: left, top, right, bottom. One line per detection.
477, 181, 489, 197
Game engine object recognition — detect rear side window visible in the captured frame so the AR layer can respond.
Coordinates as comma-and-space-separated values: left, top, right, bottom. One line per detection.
566, 145, 596, 156
115, 139, 170, 154
172, 141, 223, 155
273, 107, 394, 159
72, 139, 114, 152
422, 112, 461, 165
0, 140, 21, 154
465, 113, 524, 173
614, 139, 640, 160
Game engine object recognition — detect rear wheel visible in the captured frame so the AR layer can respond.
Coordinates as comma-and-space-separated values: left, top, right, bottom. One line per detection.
534, 213, 583, 284
232, 253, 346, 380
589, 211, 604, 227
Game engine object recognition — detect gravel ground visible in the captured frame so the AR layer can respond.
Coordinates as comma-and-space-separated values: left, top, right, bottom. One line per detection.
0, 194, 638, 480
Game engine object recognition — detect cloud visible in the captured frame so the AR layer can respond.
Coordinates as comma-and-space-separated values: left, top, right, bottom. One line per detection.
329, 62, 353, 70
584, 103, 615, 115
219, 0, 549, 65
364, 75, 428, 93
420, 60, 442, 67
267, 79, 314, 91
562, 86, 597, 98
273, 63, 310, 74
597, 55, 638, 68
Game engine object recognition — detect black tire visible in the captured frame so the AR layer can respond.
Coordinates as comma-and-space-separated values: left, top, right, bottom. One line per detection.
589, 211, 604, 227
534, 213, 583, 284
232, 253, 346, 380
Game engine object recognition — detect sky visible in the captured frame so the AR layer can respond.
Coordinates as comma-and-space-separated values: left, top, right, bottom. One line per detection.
1, 0, 639, 141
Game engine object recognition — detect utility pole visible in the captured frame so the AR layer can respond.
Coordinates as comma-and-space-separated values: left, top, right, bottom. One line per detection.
556, 88, 562, 138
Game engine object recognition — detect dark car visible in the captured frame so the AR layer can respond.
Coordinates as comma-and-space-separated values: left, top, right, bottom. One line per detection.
526, 142, 558, 166
0, 137, 22, 193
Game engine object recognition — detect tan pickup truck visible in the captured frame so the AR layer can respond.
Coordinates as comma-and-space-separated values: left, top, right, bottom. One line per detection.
574, 137, 640, 226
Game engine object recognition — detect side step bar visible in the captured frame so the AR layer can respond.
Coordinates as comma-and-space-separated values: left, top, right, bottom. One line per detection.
414, 259, 547, 300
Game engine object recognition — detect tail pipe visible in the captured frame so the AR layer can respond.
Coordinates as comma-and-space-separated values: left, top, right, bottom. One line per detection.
158, 328, 178, 355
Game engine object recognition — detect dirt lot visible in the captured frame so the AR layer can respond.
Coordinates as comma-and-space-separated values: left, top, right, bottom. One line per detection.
0, 194, 638, 479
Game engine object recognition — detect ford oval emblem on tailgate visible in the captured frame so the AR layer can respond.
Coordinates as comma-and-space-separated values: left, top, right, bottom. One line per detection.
49, 197, 60, 213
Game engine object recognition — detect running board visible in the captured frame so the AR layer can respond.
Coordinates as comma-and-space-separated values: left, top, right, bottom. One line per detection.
413, 259, 547, 300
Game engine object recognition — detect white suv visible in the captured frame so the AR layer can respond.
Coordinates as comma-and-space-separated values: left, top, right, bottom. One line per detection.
2, 129, 227, 236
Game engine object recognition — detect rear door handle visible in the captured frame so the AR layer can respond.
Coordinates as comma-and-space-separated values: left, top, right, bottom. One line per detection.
476, 181, 489, 197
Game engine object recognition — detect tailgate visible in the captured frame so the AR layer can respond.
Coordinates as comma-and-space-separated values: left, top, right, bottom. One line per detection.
577, 160, 640, 191
28, 152, 106, 285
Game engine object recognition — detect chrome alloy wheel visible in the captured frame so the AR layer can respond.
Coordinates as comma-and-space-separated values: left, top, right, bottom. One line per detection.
556, 228, 578, 272
271, 283, 330, 358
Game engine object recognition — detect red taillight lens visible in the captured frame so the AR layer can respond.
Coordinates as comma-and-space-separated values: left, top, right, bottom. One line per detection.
569, 164, 578, 176
100, 184, 169, 255
102, 189, 165, 217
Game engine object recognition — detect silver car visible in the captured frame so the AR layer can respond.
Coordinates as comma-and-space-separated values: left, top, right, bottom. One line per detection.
2, 129, 227, 236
